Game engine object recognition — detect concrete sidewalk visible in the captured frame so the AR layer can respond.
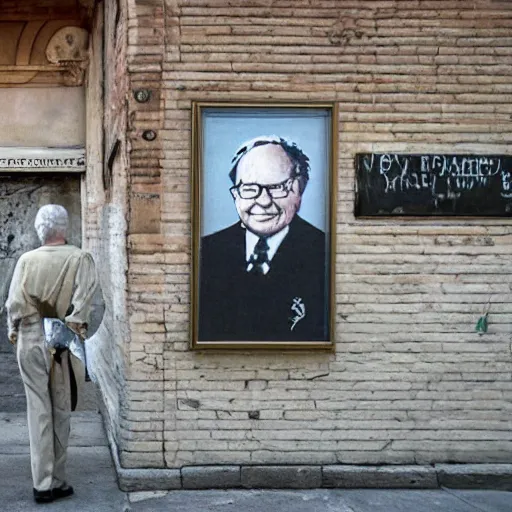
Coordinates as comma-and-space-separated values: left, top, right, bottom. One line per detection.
1, 411, 127, 512
2, 410, 512, 512
128, 488, 512, 512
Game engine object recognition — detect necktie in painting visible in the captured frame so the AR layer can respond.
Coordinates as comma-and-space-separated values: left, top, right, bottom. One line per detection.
247, 237, 269, 274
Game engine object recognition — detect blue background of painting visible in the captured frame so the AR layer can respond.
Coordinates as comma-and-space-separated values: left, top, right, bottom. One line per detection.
201, 108, 331, 236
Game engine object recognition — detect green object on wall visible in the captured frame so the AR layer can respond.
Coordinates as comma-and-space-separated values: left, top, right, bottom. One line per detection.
475, 313, 488, 334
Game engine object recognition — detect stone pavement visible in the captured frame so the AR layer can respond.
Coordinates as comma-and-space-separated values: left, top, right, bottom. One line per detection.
127, 488, 512, 512
1, 411, 127, 512
1, 410, 512, 512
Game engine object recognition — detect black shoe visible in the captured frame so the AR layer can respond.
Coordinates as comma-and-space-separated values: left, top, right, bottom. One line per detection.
33, 488, 53, 504
52, 484, 74, 500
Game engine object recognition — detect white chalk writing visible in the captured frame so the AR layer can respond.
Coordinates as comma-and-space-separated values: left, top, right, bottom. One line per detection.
363, 154, 510, 201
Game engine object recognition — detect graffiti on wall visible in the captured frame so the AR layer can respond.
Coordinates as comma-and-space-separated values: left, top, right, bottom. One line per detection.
356, 153, 512, 216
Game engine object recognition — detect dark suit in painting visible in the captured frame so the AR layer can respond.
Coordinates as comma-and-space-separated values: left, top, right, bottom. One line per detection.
198, 216, 328, 342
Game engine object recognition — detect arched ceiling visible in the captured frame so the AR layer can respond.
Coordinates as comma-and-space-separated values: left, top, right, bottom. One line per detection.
0, 0, 96, 87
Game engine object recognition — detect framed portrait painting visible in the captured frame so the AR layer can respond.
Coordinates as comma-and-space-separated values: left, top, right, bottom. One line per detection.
191, 102, 337, 349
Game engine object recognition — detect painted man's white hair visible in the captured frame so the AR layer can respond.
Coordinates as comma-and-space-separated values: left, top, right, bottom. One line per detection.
34, 204, 69, 244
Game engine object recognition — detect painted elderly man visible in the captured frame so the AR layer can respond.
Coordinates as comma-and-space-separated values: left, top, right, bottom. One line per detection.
6, 205, 98, 504
199, 136, 328, 342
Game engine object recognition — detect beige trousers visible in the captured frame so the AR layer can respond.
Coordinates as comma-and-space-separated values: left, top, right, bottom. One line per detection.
17, 316, 72, 491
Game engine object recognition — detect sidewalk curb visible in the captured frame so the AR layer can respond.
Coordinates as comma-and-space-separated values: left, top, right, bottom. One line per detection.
114, 461, 512, 493
436, 463, 512, 490
99, 403, 512, 492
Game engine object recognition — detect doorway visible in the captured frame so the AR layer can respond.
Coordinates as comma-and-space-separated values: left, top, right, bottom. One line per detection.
0, 174, 96, 412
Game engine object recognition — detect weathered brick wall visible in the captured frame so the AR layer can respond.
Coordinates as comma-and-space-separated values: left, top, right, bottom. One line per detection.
118, 0, 167, 468
84, 0, 130, 448
120, 0, 512, 468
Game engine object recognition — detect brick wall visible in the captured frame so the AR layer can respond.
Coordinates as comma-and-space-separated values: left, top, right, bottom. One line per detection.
119, 0, 512, 468
84, 0, 130, 449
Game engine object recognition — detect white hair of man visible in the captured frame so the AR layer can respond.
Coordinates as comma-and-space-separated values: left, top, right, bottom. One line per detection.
34, 204, 69, 244
228, 135, 311, 193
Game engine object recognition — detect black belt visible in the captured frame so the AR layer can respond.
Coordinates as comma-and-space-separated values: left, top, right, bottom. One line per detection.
52, 346, 78, 411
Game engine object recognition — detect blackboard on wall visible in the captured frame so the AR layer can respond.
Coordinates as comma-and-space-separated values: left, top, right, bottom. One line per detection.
356, 153, 512, 216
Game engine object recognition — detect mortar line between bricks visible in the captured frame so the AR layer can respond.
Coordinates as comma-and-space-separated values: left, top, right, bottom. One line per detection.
441, 486, 493, 512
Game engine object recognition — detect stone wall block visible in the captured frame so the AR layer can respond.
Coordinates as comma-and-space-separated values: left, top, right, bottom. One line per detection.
182, 466, 241, 489
322, 465, 438, 489
436, 464, 512, 491
241, 466, 322, 489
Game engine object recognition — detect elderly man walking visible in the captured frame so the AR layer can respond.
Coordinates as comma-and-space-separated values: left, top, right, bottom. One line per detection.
6, 204, 98, 504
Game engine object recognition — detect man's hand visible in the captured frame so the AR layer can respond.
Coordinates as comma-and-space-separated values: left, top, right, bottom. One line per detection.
8, 331, 18, 345
66, 322, 87, 340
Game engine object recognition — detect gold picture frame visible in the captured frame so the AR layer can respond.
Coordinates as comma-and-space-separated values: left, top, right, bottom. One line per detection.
191, 102, 337, 350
